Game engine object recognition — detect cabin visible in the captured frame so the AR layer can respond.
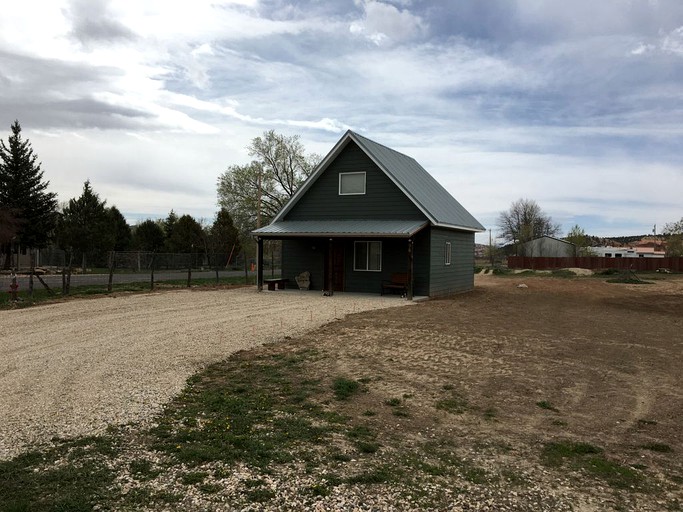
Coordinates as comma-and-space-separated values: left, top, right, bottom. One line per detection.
252, 131, 484, 298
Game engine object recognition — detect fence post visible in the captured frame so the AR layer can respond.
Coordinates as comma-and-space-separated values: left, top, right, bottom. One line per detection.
150, 253, 155, 290
187, 263, 192, 288
107, 251, 115, 292
29, 250, 35, 299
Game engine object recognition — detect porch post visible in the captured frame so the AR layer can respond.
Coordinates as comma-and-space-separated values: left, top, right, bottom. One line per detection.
407, 238, 414, 300
327, 238, 334, 296
256, 237, 264, 292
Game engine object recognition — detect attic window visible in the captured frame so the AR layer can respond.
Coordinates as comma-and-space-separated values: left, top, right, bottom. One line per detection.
339, 172, 366, 195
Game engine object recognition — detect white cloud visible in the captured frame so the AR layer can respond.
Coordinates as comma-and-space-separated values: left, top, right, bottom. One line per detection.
661, 25, 683, 55
350, 0, 426, 45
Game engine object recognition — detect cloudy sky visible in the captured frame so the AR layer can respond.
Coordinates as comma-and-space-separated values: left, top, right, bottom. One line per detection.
1, 0, 681, 243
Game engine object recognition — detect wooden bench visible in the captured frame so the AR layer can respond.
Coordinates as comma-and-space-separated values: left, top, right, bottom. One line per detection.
381, 273, 408, 296
264, 278, 289, 291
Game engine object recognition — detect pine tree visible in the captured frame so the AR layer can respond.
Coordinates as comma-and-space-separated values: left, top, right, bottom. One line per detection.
0, 121, 57, 262
57, 180, 112, 270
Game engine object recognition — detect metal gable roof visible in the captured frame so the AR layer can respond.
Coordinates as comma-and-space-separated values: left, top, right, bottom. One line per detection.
350, 132, 485, 232
253, 219, 429, 238
270, 130, 484, 232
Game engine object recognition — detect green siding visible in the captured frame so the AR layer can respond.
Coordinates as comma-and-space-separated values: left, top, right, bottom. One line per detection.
344, 238, 410, 294
285, 141, 426, 221
412, 228, 430, 296
428, 228, 474, 297
281, 239, 325, 290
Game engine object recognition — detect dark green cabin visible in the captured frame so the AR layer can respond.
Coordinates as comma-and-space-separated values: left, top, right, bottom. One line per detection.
252, 131, 484, 298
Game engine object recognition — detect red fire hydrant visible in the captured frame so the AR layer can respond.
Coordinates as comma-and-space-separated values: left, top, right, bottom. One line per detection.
9, 274, 19, 301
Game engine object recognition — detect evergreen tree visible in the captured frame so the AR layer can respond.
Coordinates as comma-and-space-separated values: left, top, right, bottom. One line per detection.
57, 180, 112, 270
208, 208, 241, 262
166, 214, 204, 254
0, 120, 57, 267
108, 205, 132, 251
133, 220, 165, 252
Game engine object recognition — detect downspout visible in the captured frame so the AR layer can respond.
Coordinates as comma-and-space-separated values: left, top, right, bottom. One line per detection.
407, 238, 414, 300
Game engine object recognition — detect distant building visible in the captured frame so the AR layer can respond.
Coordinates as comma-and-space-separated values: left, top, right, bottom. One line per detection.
518, 236, 575, 257
592, 246, 665, 258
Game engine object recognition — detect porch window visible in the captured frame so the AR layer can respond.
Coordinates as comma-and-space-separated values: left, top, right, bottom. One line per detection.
445, 242, 451, 266
354, 241, 381, 271
339, 172, 366, 195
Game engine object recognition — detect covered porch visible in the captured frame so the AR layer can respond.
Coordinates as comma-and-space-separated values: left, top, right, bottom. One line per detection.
253, 220, 429, 300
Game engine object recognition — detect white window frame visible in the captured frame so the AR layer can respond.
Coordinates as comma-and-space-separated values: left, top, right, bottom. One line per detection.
445, 241, 452, 266
354, 241, 382, 272
339, 172, 366, 195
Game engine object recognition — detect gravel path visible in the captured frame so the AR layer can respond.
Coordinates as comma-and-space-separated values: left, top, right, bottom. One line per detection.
0, 287, 409, 460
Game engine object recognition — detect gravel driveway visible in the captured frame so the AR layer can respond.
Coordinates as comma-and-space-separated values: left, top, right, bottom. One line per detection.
0, 287, 409, 460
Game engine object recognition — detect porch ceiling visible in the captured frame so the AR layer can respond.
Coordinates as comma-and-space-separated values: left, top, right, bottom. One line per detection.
253, 219, 429, 238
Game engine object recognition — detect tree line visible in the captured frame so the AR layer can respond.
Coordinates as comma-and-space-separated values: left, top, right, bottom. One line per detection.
0, 121, 241, 271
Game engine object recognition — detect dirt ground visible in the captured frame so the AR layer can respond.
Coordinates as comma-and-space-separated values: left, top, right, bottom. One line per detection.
2, 273, 681, 510
285, 273, 682, 510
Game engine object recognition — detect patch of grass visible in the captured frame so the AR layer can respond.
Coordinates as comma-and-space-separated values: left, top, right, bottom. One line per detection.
462, 466, 491, 485
356, 441, 381, 454
542, 441, 603, 466
385, 397, 402, 407
128, 459, 161, 481
181, 471, 208, 485
552, 419, 568, 427
551, 269, 576, 278
0, 436, 118, 512
442, 384, 455, 390
536, 400, 559, 412
541, 441, 645, 490
150, 349, 336, 469
606, 277, 654, 285
640, 443, 673, 453
436, 394, 468, 414
332, 377, 360, 400
361, 409, 376, 416
243, 486, 275, 502
346, 466, 394, 485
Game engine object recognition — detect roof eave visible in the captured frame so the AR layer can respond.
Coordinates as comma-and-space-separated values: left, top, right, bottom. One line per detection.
433, 222, 486, 233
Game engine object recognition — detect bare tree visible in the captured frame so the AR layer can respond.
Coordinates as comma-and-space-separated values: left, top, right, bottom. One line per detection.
497, 198, 561, 255
217, 130, 320, 233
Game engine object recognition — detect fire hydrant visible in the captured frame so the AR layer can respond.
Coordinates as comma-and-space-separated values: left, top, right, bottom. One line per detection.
9, 273, 19, 301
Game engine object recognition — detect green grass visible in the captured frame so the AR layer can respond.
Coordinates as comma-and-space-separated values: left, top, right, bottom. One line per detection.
536, 400, 560, 413
436, 391, 469, 414
0, 436, 118, 512
541, 441, 645, 490
151, 350, 335, 468
332, 377, 360, 400
640, 443, 673, 453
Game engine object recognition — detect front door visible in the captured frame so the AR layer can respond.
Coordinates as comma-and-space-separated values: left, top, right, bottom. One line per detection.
324, 240, 345, 292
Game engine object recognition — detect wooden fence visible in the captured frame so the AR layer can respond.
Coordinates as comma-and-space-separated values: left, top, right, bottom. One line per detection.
508, 256, 683, 272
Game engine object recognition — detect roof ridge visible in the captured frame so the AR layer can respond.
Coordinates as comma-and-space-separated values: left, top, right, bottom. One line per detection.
350, 131, 417, 162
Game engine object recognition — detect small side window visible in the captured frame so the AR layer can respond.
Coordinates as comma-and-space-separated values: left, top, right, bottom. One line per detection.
445, 242, 452, 266
339, 172, 366, 195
